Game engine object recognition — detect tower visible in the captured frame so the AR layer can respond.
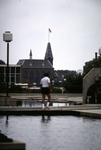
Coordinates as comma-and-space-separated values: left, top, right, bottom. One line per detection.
29, 49, 32, 59
45, 42, 53, 65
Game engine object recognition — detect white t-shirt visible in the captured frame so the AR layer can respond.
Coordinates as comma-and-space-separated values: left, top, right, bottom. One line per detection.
40, 77, 50, 87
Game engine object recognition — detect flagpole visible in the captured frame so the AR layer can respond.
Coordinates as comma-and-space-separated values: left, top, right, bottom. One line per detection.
48, 28, 50, 42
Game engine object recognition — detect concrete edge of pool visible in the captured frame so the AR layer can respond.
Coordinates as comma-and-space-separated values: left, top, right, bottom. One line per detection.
0, 140, 25, 150
0, 105, 101, 118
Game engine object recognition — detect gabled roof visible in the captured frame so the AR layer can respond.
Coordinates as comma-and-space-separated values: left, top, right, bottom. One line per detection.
17, 59, 54, 69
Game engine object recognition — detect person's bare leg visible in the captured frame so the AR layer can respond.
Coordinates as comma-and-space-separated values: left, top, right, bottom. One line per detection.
42, 94, 45, 103
42, 94, 45, 109
46, 94, 51, 109
47, 94, 51, 102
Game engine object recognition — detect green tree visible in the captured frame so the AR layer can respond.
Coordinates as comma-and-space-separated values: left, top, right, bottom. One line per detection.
62, 73, 84, 93
84, 56, 101, 74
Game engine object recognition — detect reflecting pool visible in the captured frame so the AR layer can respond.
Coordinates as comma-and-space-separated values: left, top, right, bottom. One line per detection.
6, 99, 72, 107
1, 99, 79, 107
0, 115, 101, 150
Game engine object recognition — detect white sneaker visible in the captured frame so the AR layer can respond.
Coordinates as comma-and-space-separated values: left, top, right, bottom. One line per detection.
46, 106, 50, 109
42, 107, 46, 110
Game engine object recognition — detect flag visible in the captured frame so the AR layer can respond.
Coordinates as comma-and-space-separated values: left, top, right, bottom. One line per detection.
49, 28, 52, 33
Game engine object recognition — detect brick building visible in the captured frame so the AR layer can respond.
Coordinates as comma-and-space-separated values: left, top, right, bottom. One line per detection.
0, 60, 21, 85
0, 42, 77, 86
17, 42, 54, 85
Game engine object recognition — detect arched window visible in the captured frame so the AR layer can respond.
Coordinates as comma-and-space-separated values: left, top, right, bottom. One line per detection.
24, 71, 28, 79
41, 71, 45, 78
35, 71, 39, 84
23, 71, 28, 83
48, 71, 51, 77
30, 71, 33, 84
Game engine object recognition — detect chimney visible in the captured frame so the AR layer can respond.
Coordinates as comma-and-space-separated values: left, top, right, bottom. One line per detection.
95, 52, 97, 60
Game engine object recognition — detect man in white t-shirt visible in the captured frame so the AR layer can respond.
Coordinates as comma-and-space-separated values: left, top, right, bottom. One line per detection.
40, 73, 52, 109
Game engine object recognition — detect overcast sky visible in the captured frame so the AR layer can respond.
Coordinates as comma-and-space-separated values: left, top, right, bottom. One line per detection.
0, 0, 101, 71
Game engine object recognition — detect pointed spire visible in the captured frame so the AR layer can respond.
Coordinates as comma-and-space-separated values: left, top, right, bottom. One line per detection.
45, 42, 53, 65
29, 49, 32, 59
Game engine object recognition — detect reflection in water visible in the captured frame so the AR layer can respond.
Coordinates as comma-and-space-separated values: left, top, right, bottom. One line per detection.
42, 116, 51, 123
0, 116, 101, 150
53, 102, 69, 107
22, 100, 41, 107
1, 98, 81, 107
5, 115, 9, 126
17, 101, 22, 106
11, 100, 71, 107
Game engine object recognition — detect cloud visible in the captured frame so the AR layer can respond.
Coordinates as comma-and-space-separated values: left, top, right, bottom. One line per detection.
0, 0, 101, 70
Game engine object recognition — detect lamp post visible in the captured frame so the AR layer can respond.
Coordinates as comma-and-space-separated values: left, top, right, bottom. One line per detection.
3, 31, 13, 97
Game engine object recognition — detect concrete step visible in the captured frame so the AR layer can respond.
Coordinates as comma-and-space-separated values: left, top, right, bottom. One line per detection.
0, 104, 101, 118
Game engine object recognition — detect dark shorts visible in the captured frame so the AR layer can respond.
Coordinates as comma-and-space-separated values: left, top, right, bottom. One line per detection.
41, 87, 50, 94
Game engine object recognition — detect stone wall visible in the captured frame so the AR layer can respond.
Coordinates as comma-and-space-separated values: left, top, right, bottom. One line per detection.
83, 68, 101, 103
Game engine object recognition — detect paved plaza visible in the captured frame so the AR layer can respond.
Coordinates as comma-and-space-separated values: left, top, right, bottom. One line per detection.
0, 93, 101, 118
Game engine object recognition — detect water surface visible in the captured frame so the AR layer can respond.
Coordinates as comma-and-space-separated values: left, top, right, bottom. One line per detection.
0, 115, 101, 150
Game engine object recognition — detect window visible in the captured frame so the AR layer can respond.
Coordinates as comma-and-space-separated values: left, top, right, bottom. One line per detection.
11, 67, 15, 73
41, 71, 45, 78
16, 75, 20, 83
35, 71, 39, 84
11, 77, 15, 82
16, 67, 20, 73
48, 71, 51, 77
30, 71, 33, 84
24, 71, 28, 79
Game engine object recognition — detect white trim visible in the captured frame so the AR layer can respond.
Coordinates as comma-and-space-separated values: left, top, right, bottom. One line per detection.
47, 60, 54, 68
0, 64, 21, 67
